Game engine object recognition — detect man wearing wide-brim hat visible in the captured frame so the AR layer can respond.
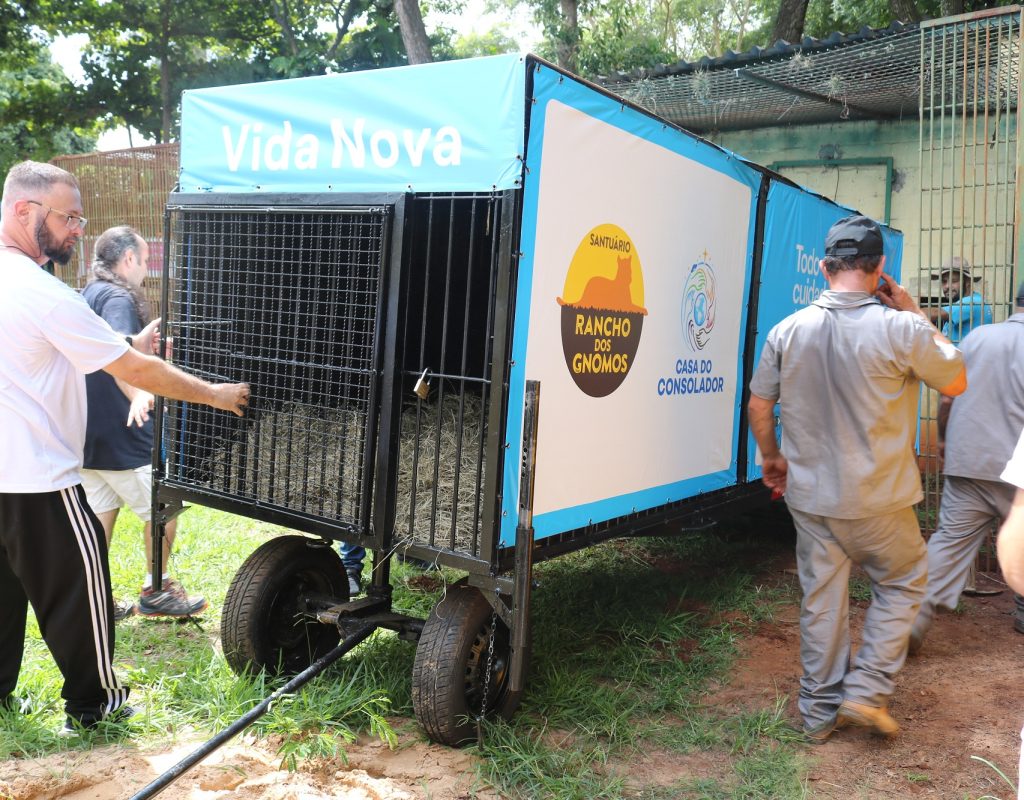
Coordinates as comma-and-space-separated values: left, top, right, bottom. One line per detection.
923, 256, 992, 344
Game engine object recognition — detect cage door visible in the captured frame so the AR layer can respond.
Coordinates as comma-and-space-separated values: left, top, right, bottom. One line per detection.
160, 203, 395, 538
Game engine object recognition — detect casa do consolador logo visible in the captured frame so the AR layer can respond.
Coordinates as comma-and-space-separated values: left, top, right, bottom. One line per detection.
656, 253, 726, 399
556, 223, 647, 398
681, 257, 717, 351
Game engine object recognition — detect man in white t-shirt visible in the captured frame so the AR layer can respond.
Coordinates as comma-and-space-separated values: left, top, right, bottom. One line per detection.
997, 431, 1024, 800
0, 161, 250, 735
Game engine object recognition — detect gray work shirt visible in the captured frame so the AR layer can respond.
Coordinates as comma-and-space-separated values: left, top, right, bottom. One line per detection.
750, 290, 964, 519
944, 313, 1024, 482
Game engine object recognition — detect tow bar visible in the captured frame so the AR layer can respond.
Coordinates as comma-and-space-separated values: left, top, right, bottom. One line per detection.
128, 623, 375, 800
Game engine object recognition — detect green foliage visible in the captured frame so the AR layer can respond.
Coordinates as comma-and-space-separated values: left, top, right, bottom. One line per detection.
801, 0, 1020, 40
970, 754, 1018, 798
6, 0, 460, 148
672, 0, 775, 60
4, 503, 811, 798
512, 0, 1023, 81
38, 0, 278, 142
449, 28, 521, 58
508, 0, 776, 76
0, 35, 98, 180
576, 0, 675, 75
474, 723, 629, 799
472, 525, 808, 798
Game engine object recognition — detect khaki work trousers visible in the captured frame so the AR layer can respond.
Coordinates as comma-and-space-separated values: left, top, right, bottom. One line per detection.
921, 476, 1015, 614
789, 505, 927, 730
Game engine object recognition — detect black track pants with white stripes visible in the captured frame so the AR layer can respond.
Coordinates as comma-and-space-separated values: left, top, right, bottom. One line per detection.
0, 486, 128, 721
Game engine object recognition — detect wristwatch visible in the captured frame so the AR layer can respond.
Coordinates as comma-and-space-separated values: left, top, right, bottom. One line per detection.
125, 335, 133, 347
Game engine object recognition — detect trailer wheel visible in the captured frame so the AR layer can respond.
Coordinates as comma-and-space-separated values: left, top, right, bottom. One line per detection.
222, 535, 348, 677
411, 583, 521, 746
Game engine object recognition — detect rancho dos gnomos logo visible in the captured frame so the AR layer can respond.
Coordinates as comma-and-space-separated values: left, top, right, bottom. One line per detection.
556, 224, 647, 397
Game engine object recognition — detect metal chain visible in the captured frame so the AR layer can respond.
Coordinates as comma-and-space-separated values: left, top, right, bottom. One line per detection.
475, 587, 500, 743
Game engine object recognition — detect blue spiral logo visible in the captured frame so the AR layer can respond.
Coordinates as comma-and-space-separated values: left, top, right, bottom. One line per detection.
681, 260, 716, 352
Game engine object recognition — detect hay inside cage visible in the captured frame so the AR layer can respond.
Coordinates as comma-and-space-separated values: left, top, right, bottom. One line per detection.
394, 392, 487, 556
211, 392, 488, 558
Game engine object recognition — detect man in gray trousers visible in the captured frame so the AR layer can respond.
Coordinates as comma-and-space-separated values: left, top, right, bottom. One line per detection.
748, 215, 966, 743
909, 282, 1024, 654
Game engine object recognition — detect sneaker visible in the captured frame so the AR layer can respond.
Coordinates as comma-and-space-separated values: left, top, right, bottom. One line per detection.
1014, 616, 1024, 635
60, 703, 138, 737
346, 568, 362, 598
837, 699, 900, 737
0, 695, 32, 715
113, 598, 135, 622
137, 579, 207, 618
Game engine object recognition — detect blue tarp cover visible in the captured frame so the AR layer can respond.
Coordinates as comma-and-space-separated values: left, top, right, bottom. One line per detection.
179, 55, 527, 194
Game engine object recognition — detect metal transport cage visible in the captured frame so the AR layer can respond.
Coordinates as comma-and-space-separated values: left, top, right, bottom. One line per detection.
152, 54, 903, 746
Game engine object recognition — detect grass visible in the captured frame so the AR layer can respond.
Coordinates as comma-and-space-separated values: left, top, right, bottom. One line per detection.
1, 504, 815, 798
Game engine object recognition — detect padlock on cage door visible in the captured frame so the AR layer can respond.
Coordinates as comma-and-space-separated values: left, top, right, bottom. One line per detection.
413, 368, 431, 400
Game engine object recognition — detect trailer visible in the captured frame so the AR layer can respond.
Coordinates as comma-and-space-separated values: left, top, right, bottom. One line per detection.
151, 54, 902, 747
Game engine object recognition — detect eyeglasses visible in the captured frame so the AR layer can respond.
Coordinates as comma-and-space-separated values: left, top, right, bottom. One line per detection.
26, 200, 88, 232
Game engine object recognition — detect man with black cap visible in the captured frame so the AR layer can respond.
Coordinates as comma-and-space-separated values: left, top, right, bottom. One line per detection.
910, 281, 1024, 654
747, 214, 966, 743
924, 255, 993, 344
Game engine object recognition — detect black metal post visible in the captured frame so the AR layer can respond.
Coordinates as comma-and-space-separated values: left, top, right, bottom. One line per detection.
509, 380, 539, 695
127, 624, 375, 800
150, 207, 174, 592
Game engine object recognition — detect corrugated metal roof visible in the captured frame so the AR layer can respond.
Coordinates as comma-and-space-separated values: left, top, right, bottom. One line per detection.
598, 17, 1017, 133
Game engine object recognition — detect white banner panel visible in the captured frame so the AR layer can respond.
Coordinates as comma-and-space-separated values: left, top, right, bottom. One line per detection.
522, 99, 753, 528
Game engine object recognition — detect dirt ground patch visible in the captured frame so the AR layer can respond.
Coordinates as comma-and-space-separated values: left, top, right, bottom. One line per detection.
714, 561, 1023, 799
1, 554, 1020, 799
0, 732, 502, 800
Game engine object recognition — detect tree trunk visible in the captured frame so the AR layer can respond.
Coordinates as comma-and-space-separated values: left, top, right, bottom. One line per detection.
771, 0, 809, 44
393, 0, 432, 64
554, 0, 579, 73
890, 0, 923, 23
326, 0, 364, 61
269, 0, 299, 56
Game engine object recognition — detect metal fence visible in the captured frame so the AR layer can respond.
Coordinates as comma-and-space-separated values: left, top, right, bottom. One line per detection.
918, 10, 1020, 324
50, 143, 180, 311
917, 9, 1021, 570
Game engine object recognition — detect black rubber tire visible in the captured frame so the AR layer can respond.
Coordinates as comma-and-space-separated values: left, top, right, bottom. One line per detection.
411, 583, 522, 746
221, 535, 348, 677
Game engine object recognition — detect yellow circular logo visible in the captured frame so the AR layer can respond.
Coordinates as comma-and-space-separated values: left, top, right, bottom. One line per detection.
556, 224, 647, 397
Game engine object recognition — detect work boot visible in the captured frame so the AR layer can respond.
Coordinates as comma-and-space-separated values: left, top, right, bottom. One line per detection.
908, 605, 933, 656
802, 717, 839, 745
837, 700, 899, 737
137, 579, 207, 618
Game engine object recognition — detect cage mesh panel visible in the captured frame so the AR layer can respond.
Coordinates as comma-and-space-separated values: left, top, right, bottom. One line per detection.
394, 196, 502, 560
603, 21, 1018, 133
163, 208, 387, 533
